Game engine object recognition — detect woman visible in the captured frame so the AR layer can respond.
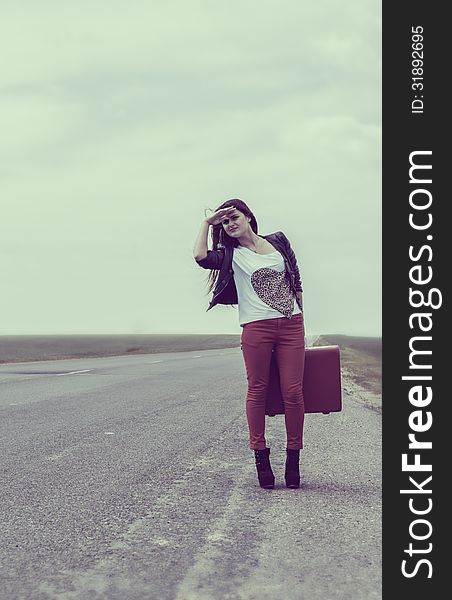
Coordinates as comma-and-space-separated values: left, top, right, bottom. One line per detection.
193, 199, 306, 490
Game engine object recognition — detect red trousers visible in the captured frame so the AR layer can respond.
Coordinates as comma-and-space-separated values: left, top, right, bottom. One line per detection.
241, 313, 306, 451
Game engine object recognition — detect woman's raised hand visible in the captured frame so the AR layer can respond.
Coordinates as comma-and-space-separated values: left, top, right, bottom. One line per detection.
205, 206, 236, 226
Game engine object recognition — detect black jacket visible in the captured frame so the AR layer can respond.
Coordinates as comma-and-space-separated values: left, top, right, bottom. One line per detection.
194, 231, 303, 312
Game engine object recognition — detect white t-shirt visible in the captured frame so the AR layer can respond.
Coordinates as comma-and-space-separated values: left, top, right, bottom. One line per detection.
232, 245, 301, 327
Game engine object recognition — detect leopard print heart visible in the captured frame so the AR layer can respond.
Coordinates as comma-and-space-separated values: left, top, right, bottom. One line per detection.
251, 268, 294, 317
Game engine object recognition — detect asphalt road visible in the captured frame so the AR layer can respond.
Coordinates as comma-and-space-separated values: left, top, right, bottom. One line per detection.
0, 347, 381, 600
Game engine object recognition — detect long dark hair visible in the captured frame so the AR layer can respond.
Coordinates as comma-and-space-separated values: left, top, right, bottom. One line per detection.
204, 198, 258, 295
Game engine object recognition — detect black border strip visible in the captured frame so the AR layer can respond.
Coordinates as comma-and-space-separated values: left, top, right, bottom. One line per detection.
383, 2, 446, 596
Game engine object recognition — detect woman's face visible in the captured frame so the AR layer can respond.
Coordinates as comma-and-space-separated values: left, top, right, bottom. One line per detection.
220, 209, 250, 238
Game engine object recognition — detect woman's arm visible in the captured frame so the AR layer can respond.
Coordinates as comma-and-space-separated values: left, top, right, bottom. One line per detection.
193, 206, 238, 270
296, 291, 303, 311
192, 220, 225, 270
279, 232, 303, 292
193, 220, 210, 261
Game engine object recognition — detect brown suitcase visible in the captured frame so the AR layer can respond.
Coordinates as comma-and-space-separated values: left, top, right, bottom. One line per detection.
265, 345, 342, 416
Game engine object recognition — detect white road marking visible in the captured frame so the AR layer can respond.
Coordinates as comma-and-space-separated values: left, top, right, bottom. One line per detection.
56, 369, 91, 376
151, 360, 163, 363
104, 432, 115, 435
193, 355, 202, 358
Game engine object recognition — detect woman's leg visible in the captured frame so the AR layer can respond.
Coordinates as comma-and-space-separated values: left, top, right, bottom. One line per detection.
241, 319, 276, 450
273, 313, 306, 450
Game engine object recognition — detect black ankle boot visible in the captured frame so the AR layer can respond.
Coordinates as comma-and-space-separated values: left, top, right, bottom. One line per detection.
253, 448, 275, 489
285, 448, 301, 488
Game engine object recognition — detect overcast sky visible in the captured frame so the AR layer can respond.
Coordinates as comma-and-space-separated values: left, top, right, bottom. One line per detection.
1, 0, 381, 337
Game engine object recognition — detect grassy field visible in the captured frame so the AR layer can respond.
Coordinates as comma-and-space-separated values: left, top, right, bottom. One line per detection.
316, 334, 381, 398
0, 335, 242, 364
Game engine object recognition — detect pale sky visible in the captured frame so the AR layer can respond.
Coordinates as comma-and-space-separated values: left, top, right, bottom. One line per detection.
1, 0, 381, 337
